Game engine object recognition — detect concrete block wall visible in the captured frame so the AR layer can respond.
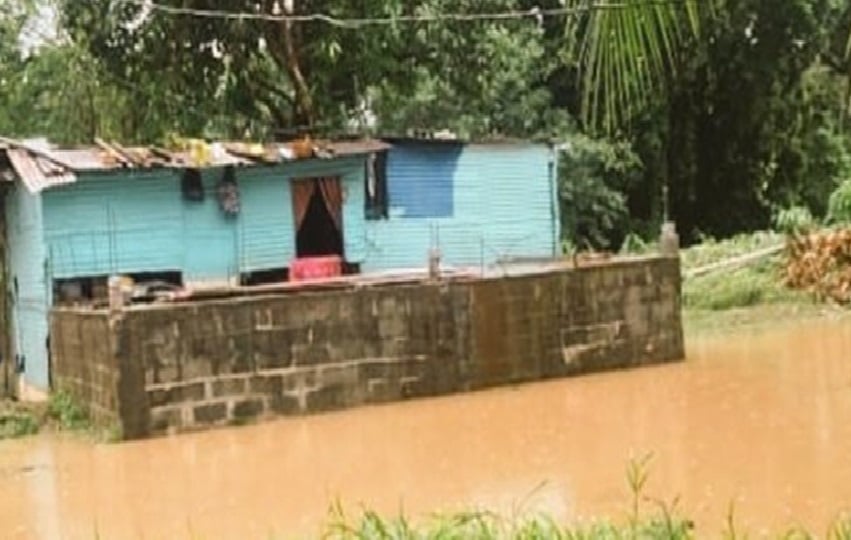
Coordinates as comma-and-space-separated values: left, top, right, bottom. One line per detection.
467, 259, 683, 386
50, 311, 120, 427
50, 256, 683, 440
123, 284, 471, 435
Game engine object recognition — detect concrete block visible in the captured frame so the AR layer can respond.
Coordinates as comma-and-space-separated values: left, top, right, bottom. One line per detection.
268, 393, 301, 415
151, 407, 182, 432
211, 378, 247, 398
250, 375, 283, 395
305, 384, 347, 412
232, 399, 265, 420
193, 403, 228, 425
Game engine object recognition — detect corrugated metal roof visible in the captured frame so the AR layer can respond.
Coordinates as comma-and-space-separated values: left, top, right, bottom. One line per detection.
381, 133, 556, 146
0, 137, 390, 192
325, 139, 391, 156
45, 139, 390, 171
7, 149, 77, 193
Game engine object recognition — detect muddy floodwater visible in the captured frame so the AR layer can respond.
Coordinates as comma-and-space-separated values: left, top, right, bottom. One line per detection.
3, 317, 851, 539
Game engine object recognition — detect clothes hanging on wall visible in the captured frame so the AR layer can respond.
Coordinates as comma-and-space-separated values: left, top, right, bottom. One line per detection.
181, 168, 205, 202
216, 166, 240, 217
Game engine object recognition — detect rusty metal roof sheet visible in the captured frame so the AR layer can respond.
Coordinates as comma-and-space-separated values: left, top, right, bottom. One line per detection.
7, 148, 77, 193
9, 138, 389, 170
0, 137, 390, 192
325, 139, 391, 156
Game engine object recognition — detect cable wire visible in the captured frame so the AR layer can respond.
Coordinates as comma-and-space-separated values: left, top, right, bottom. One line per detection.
114, 0, 690, 27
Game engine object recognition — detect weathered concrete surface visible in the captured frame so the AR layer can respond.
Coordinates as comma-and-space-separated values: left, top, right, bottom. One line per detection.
49, 312, 119, 429
51, 256, 683, 439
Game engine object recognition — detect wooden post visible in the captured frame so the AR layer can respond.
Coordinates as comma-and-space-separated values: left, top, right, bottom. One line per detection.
0, 190, 15, 399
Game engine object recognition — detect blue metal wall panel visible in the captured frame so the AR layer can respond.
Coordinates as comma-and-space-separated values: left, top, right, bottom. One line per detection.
236, 167, 295, 272
386, 143, 459, 218
38, 145, 551, 281
44, 171, 184, 278
6, 186, 50, 390
18, 156, 369, 389
283, 158, 367, 263
362, 143, 557, 272
238, 157, 366, 271
183, 170, 240, 281
339, 162, 368, 263
42, 157, 369, 279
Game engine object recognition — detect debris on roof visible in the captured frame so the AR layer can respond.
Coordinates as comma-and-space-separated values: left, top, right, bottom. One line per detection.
0, 136, 390, 192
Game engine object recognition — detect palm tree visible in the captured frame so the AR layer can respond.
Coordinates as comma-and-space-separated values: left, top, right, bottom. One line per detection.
563, 0, 717, 133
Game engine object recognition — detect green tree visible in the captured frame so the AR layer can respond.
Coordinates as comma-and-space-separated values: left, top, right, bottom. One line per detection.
59, 0, 574, 140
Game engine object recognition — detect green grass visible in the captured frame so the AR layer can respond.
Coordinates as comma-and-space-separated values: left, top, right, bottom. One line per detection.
0, 409, 40, 439
679, 231, 851, 334
322, 511, 694, 540
680, 231, 795, 313
0, 390, 94, 441
47, 390, 90, 431
682, 257, 806, 312
680, 231, 784, 272
321, 456, 693, 539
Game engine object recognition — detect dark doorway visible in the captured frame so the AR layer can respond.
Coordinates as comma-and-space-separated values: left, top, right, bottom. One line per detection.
294, 179, 343, 257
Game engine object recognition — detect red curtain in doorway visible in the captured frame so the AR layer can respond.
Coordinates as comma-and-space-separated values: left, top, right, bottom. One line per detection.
291, 180, 315, 230
318, 177, 343, 231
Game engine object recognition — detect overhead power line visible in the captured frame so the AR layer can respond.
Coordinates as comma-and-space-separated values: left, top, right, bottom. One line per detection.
115, 0, 690, 27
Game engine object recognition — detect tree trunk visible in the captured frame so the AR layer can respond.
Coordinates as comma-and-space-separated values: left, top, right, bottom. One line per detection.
842, 71, 851, 133
280, 0, 314, 128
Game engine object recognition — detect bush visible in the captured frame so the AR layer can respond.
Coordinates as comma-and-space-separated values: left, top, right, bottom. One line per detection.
0, 411, 39, 439
47, 390, 89, 431
829, 180, 851, 224
560, 135, 643, 251
773, 206, 817, 234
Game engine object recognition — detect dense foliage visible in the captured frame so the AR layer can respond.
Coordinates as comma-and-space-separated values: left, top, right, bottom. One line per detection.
2, 0, 851, 248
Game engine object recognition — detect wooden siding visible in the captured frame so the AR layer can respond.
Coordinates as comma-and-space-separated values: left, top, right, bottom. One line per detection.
361, 143, 558, 272
6, 186, 50, 390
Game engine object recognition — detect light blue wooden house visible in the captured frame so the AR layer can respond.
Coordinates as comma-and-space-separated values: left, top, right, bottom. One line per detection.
0, 137, 560, 395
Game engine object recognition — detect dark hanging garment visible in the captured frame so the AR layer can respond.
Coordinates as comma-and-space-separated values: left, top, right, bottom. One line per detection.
217, 166, 240, 217
181, 168, 205, 202
365, 151, 388, 219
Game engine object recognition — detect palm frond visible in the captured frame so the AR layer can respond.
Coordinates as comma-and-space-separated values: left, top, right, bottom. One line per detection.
565, 0, 716, 133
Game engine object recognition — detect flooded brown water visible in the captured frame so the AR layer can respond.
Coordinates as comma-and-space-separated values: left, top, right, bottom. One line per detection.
3, 317, 851, 539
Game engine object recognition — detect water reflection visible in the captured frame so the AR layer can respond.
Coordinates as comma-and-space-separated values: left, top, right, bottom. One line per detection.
2, 318, 851, 539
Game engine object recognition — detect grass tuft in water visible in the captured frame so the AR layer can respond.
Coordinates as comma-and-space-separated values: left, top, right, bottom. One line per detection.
322, 455, 696, 540
47, 390, 89, 431
0, 409, 40, 439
